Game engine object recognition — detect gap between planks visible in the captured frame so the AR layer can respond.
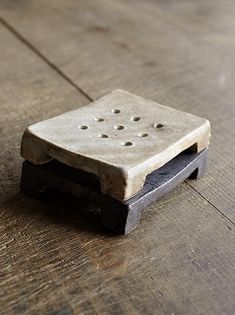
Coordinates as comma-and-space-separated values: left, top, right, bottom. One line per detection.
187, 183, 234, 225
0, 15, 92, 102
0, 14, 233, 226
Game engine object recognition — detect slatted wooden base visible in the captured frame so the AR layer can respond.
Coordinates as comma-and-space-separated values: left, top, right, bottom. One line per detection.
20, 148, 207, 234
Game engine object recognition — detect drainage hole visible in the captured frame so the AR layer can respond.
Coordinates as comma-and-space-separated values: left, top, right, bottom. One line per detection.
123, 141, 133, 146
99, 134, 108, 138
112, 109, 121, 114
114, 125, 124, 130
131, 116, 141, 121
94, 117, 104, 122
138, 133, 148, 137
153, 123, 164, 129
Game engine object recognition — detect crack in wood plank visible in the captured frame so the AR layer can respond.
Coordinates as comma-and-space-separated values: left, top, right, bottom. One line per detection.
0, 15, 93, 102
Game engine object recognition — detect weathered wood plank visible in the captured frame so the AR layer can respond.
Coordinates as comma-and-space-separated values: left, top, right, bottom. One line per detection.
0, 1, 234, 314
0, 0, 234, 222
1, 183, 234, 314
0, 23, 89, 200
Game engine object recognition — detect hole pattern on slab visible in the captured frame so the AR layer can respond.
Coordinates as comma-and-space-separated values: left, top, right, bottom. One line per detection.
78, 112, 165, 145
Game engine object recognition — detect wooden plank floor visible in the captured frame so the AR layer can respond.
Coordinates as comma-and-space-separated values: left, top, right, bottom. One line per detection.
0, 0, 234, 314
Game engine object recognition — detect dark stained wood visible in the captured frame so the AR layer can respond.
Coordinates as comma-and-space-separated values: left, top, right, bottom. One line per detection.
20, 149, 208, 235
0, 1, 234, 314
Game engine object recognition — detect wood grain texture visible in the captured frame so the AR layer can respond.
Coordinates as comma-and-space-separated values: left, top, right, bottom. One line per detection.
0, 0, 234, 314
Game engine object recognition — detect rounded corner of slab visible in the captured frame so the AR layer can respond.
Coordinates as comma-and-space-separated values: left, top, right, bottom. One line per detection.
21, 129, 52, 165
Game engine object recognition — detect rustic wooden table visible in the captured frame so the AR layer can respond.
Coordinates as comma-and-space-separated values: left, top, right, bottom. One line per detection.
0, 1, 234, 314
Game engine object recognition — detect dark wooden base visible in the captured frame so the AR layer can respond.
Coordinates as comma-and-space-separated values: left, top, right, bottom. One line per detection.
20, 148, 208, 234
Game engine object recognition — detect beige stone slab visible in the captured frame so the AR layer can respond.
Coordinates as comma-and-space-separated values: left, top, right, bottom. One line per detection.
21, 89, 210, 201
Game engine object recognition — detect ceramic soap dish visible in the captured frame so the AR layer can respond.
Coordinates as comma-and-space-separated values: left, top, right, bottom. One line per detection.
20, 89, 210, 234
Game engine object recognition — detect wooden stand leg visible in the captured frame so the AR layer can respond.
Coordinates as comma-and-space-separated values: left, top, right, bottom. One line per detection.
101, 202, 143, 235
188, 153, 207, 179
101, 205, 128, 234
20, 149, 208, 234
20, 161, 50, 199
